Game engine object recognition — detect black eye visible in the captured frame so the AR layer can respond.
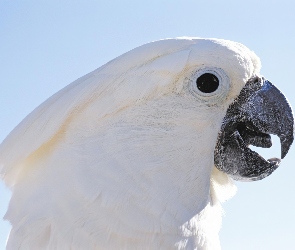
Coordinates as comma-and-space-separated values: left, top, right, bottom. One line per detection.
196, 73, 219, 93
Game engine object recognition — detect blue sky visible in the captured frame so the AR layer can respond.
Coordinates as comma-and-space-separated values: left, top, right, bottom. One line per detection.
1, 1, 295, 249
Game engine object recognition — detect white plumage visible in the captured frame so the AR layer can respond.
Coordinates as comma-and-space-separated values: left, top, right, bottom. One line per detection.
0, 38, 262, 249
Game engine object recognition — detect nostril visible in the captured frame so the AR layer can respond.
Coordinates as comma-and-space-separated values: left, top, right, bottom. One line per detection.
253, 76, 261, 84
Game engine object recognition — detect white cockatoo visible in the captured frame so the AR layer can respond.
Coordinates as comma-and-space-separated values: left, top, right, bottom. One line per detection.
0, 37, 293, 250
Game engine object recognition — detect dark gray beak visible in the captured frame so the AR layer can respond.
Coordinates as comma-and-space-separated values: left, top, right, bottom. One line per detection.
214, 76, 294, 181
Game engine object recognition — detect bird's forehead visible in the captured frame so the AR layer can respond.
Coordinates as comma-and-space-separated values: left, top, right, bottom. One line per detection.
105, 38, 260, 93
187, 39, 258, 77
102, 38, 260, 73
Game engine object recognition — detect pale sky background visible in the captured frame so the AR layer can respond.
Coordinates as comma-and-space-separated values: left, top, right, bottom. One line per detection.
0, 1, 295, 249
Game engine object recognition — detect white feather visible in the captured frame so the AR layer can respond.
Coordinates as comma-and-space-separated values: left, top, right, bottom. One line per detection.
0, 37, 260, 249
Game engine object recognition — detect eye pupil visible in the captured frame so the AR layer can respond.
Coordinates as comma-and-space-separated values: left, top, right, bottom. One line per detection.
196, 73, 219, 93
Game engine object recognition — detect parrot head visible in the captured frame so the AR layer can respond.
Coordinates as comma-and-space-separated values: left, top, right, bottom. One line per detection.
0, 37, 294, 249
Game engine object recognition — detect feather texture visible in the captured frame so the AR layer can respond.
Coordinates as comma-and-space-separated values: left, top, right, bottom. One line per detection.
1, 37, 260, 249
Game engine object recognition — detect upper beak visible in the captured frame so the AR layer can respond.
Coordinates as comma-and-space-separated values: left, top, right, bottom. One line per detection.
214, 77, 294, 181
240, 79, 294, 159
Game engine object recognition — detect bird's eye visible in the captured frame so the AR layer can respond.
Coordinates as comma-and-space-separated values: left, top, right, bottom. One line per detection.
196, 73, 219, 93
189, 67, 229, 104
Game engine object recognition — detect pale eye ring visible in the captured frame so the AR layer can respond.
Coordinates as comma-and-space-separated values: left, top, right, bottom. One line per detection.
188, 67, 230, 104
